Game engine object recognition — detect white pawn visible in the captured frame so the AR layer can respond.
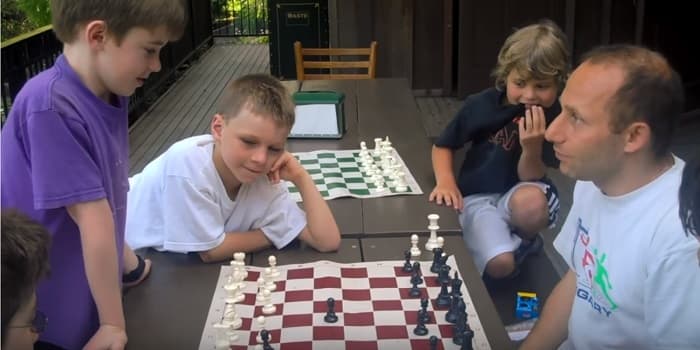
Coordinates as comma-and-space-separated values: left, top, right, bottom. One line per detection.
262, 289, 276, 314
226, 323, 239, 344
255, 315, 267, 343
264, 267, 277, 292
268, 255, 280, 278
410, 234, 421, 257
437, 236, 445, 249
255, 277, 266, 303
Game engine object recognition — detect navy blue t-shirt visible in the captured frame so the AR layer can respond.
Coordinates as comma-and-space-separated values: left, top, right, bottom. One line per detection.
434, 87, 560, 197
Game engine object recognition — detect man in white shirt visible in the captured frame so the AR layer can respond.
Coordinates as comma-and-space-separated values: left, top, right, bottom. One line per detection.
521, 45, 700, 349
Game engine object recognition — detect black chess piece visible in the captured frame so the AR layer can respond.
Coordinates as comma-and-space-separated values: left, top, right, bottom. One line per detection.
430, 247, 443, 273
413, 314, 429, 336
411, 262, 423, 285
438, 264, 452, 285
445, 295, 460, 324
451, 271, 463, 297
324, 297, 338, 323
452, 311, 467, 345
403, 250, 413, 272
420, 297, 430, 323
429, 335, 439, 350
409, 278, 422, 297
460, 324, 474, 350
436, 280, 452, 308
260, 329, 273, 350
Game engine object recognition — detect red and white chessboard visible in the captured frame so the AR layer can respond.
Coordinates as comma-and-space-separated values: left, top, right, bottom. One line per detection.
199, 256, 491, 350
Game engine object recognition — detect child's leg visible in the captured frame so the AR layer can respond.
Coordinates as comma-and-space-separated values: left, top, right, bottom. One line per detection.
460, 194, 522, 279
499, 181, 559, 240
122, 244, 151, 288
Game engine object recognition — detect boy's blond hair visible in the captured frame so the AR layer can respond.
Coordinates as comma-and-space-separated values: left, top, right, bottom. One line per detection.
491, 19, 570, 91
216, 74, 296, 130
51, 0, 187, 44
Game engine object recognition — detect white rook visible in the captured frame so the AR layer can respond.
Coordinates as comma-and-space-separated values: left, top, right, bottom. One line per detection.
425, 214, 440, 251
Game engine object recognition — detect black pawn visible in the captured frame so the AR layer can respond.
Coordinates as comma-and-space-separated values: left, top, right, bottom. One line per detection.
429, 335, 439, 350
419, 297, 431, 323
438, 264, 452, 285
409, 278, 422, 297
411, 262, 423, 285
436, 280, 452, 308
460, 324, 474, 350
324, 297, 338, 323
260, 329, 273, 350
403, 250, 413, 272
413, 314, 429, 336
451, 271, 463, 297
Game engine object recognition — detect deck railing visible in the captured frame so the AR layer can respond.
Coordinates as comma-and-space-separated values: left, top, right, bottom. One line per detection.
1, 0, 213, 126
212, 0, 268, 37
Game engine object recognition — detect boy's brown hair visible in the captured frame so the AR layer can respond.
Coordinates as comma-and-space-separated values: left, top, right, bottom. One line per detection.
216, 74, 296, 130
1, 210, 51, 340
51, 0, 187, 44
492, 19, 570, 91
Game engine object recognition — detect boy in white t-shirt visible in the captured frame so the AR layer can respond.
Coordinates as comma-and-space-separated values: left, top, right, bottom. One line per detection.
521, 45, 700, 349
125, 74, 341, 262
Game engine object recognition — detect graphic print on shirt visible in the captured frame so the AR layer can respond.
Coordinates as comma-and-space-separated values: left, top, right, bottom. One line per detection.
573, 218, 618, 317
488, 119, 520, 151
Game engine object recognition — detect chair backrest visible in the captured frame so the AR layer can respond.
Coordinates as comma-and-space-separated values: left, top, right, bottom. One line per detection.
294, 41, 377, 80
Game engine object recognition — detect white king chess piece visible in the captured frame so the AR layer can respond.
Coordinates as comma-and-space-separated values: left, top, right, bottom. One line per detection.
425, 213, 440, 251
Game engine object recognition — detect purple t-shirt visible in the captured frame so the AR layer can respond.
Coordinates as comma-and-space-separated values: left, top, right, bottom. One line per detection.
1, 54, 129, 349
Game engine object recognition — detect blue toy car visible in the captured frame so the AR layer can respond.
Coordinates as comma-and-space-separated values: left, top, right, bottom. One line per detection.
515, 291, 539, 319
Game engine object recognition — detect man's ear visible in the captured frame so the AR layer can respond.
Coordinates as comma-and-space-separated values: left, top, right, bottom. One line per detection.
622, 121, 652, 154
211, 114, 225, 140
85, 20, 108, 50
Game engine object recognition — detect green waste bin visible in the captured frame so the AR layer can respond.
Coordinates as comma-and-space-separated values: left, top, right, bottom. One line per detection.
268, 0, 329, 79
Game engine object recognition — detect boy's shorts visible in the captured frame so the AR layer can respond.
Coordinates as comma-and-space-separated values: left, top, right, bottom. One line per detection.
458, 180, 559, 275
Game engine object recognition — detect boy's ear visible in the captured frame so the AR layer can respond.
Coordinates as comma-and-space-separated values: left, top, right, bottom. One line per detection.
85, 20, 108, 50
211, 113, 225, 140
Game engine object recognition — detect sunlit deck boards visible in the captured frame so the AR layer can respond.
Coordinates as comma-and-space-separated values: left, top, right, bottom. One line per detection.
128, 43, 270, 174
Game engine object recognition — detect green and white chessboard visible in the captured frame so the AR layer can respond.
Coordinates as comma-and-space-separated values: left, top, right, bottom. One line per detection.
285, 149, 423, 201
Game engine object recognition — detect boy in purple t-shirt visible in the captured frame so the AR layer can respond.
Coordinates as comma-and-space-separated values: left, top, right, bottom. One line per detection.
0, 1, 186, 349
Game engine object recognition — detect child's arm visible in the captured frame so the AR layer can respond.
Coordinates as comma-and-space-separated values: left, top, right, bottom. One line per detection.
67, 199, 128, 350
269, 152, 341, 252
429, 145, 463, 211
198, 230, 271, 263
517, 106, 547, 181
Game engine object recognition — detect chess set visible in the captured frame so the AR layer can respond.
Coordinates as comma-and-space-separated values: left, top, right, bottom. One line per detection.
285, 137, 423, 202
199, 223, 490, 349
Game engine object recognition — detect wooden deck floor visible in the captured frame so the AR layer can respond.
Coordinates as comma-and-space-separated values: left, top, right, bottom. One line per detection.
128, 43, 270, 174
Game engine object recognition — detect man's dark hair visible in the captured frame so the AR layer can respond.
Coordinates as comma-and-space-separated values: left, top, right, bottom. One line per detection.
1, 210, 51, 340
581, 44, 684, 159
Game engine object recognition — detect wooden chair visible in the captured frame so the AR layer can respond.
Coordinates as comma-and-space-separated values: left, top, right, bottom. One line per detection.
294, 41, 377, 80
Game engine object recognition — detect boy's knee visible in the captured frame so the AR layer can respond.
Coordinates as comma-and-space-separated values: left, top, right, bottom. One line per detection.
484, 253, 516, 279
509, 186, 548, 235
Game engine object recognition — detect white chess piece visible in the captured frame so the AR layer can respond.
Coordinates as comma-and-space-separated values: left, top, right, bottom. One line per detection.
268, 255, 280, 278
394, 170, 408, 192
226, 323, 239, 343
256, 277, 266, 303
222, 302, 242, 329
224, 281, 244, 304
425, 213, 440, 251
264, 267, 277, 292
410, 234, 421, 257
262, 289, 276, 314
213, 323, 230, 349
255, 315, 267, 343
437, 236, 445, 249
373, 137, 383, 155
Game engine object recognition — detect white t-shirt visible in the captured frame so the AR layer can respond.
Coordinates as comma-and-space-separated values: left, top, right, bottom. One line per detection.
554, 156, 700, 349
125, 135, 306, 252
